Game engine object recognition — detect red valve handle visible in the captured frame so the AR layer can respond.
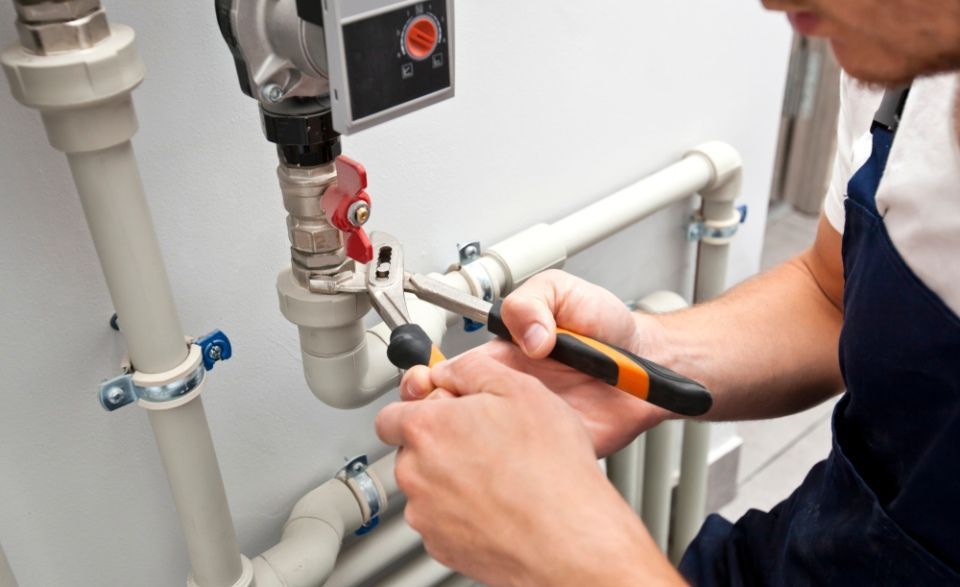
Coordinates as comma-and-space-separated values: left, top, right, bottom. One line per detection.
321, 156, 373, 264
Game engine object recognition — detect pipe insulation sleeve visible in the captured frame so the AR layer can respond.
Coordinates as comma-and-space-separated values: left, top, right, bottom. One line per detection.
253, 478, 365, 587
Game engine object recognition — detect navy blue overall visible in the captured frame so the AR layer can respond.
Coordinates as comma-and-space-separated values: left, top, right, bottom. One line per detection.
679, 91, 960, 584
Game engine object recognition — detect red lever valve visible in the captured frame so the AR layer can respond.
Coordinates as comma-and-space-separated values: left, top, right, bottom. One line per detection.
321, 156, 374, 264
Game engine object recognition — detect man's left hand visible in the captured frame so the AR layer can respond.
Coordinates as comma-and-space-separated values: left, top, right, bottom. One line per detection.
375, 351, 682, 587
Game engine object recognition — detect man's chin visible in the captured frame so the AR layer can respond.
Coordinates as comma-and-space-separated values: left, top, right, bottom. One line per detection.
830, 39, 918, 87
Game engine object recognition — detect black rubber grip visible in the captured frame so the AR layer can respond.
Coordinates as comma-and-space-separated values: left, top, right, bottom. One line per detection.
388, 324, 445, 370
388, 324, 434, 369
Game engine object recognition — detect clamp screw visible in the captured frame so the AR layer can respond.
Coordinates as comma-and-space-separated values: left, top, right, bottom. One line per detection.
207, 345, 222, 362
105, 386, 126, 406
348, 201, 371, 227
261, 83, 284, 103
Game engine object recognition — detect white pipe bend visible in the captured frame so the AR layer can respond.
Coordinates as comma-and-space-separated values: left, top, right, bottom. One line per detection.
253, 478, 364, 587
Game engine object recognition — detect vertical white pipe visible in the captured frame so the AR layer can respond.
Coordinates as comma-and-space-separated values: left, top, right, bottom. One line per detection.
607, 441, 640, 510
67, 143, 188, 372
2, 25, 248, 585
670, 236, 731, 563
0, 543, 17, 587
149, 400, 243, 587
641, 421, 677, 551
670, 143, 742, 563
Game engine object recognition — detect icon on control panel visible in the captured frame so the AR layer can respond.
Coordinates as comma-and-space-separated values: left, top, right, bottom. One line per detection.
401, 63, 414, 79
432, 53, 444, 68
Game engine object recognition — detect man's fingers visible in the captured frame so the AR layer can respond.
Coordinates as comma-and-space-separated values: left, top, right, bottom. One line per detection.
500, 286, 558, 359
502, 270, 642, 353
400, 365, 435, 401
430, 349, 539, 399
376, 401, 424, 446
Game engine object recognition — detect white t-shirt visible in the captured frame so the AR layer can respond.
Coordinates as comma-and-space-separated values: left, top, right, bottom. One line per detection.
824, 72, 960, 317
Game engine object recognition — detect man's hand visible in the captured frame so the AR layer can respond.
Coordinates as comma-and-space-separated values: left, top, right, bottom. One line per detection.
402, 270, 672, 456
376, 353, 682, 587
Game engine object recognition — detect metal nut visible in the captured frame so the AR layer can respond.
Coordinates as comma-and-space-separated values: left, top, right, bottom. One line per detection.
16, 7, 109, 54
290, 247, 349, 270
288, 217, 343, 254
292, 258, 355, 288
15, 0, 100, 23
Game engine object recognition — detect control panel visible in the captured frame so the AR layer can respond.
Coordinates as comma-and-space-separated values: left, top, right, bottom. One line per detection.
323, 0, 455, 133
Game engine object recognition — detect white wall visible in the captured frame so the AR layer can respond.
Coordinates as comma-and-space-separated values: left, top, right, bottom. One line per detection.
0, 2, 791, 585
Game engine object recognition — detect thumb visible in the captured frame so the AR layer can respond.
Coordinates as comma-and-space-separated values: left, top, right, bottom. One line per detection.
499, 291, 557, 359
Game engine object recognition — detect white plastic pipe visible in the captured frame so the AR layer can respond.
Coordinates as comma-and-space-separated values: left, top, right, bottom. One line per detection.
670, 142, 743, 563
323, 515, 422, 587
67, 143, 187, 372
551, 155, 715, 255
378, 552, 454, 587
0, 543, 17, 587
149, 400, 245, 587
253, 451, 394, 587
436, 575, 475, 587
608, 291, 690, 512
607, 440, 641, 510
641, 421, 678, 551
2, 24, 247, 587
253, 478, 364, 587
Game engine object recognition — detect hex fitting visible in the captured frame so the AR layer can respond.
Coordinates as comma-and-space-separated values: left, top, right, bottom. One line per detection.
14, 0, 100, 22
14, 0, 109, 55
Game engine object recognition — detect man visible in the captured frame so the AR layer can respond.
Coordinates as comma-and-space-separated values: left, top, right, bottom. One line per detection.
376, 1, 960, 584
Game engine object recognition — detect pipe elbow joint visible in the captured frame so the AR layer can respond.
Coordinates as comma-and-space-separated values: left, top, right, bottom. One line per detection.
254, 478, 366, 587
686, 141, 743, 203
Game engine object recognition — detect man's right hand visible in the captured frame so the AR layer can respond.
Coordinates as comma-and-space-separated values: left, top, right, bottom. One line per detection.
402, 269, 673, 457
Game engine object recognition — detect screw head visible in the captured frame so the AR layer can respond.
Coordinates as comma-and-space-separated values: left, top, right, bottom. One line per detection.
207, 345, 222, 362
261, 83, 283, 103
348, 201, 371, 227
463, 245, 479, 259
106, 387, 126, 405
351, 461, 366, 474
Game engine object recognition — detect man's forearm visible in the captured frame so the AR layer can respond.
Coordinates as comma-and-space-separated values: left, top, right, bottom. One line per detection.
645, 240, 845, 421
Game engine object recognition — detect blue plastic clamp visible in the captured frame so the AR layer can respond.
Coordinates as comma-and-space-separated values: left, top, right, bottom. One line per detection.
196, 329, 233, 371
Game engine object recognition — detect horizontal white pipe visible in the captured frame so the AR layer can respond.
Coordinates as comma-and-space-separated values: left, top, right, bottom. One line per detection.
436, 575, 475, 587
324, 515, 422, 587
378, 552, 454, 587
0, 543, 17, 587
551, 155, 715, 256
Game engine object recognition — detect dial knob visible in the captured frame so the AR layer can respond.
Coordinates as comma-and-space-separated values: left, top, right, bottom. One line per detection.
404, 15, 439, 60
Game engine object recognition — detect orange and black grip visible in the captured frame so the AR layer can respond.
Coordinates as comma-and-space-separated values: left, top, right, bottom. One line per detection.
487, 301, 712, 416
387, 324, 446, 370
